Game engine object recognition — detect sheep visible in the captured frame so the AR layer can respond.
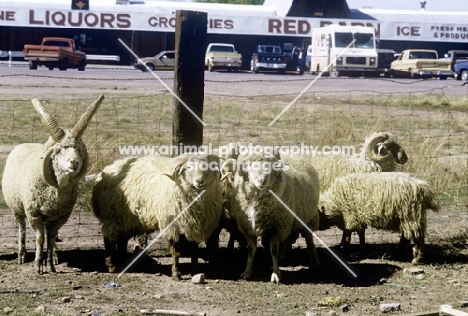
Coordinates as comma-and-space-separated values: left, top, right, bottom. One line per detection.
229, 153, 320, 283
1, 95, 104, 274
91, 153, 223, 280
310, 132, 408, 192
305, 132, 408, 249
318, 172, 441, 264
206, 142, 248, 259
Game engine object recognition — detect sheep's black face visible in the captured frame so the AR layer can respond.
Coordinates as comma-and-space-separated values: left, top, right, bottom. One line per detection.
387, 143, 408, 165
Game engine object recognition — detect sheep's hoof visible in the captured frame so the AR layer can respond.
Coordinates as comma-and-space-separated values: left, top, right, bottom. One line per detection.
270, 272, 281, 284
172, 272, 182, 281
17, 256, 25, 264
241, 270, 253, 281
34, 261, 43, 275
105, 257, 117, 273
411, 258, 421, 265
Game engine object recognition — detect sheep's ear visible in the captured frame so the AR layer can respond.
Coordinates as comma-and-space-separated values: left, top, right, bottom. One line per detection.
42, 148, 59, 187
72, 149, 89, 181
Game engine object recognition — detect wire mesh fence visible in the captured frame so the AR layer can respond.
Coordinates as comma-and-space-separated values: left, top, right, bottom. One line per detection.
0, 81, 467, 256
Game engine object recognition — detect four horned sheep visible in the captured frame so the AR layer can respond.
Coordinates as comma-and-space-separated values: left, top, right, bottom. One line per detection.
91, 153, 223, 280
310, 132, 408, 191
229, 153, 320, 283
1, 95, 104, 274
309, 132, 409, 249
318, 172, 441, 264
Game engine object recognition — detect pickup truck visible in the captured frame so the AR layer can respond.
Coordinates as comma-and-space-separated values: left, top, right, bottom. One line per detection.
390, 49, 453, 79
442, 50, 468, 81
376, 49, 396, 77
23, 37, 86, 71
204, 43, 242, 72
250, 44, 287, 74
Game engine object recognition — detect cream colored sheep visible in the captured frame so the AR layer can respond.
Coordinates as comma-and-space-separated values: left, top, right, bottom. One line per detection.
319, 172, 440, 264
91, 153, 223, 280
2, 95, 104, 274
311, 132, 408, 192
230, 153, 320, 283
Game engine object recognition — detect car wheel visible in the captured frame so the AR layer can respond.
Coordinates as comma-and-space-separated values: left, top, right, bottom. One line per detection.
146, 64, 155, 71
48, 66, 54, 71
29, 61, 38, 70
208, 62, 214, 72
439, 76, 448, 80
461, 70, 468, 81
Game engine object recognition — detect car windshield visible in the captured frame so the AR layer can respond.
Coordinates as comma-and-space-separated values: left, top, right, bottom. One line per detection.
43, 41, 70, 47
210, 45, 234, 52
335, 32, 375, 49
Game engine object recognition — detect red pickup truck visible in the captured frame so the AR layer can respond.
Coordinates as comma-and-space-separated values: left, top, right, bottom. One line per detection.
23, 37, 87, 71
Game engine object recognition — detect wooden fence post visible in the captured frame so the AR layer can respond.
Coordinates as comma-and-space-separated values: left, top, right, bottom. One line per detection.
172, 10, 207, 154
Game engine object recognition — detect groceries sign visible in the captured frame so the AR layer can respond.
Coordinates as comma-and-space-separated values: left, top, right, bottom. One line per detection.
1, 7, 468, 43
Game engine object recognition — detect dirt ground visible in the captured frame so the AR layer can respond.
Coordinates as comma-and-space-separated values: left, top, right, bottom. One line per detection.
1, 63, 468, 316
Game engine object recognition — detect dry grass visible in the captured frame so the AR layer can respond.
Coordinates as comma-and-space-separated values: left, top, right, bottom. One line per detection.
0, 91, 467, 209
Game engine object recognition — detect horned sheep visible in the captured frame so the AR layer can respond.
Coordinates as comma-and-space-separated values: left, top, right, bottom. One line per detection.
318, 172, 441, 264
309, 132, 409, 248
310, 131, 408, 191
91, 153, 223, 280
229, 153, 321, 283
1, 95, 104, 274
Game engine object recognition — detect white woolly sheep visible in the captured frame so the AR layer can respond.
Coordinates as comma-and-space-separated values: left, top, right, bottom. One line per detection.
230, 153, 320, 283
207, 142, 248, 257
2, 95, 104, 274
318, 172, 441, 264
91, 153, 223, 280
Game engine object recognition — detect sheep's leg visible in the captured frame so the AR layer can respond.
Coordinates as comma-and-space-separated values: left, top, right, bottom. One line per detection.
170, 241, 182, 281
104, 238, 117, 273
357, 229, 366, 258
45, 224, 58, 273
395, 235, 411, 261
411, 236, 424, 265
303, 229, 321, 269
16, 215, 26, 264
340, 229, 352, 257
116, 238, 128, 262
241, 236, 257, 280
269, 239, 282, 284
188, 241, 199, 276
206, 226, 222, 265
34, 225, 45, 274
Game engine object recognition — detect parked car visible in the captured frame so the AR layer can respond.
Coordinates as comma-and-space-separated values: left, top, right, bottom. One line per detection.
133, 50, 175, 71
442, 50, 468, 80
250, 44, 287, 74
205, 43, 242, 72
390, 49, 453, 79
23, 37, 86, 71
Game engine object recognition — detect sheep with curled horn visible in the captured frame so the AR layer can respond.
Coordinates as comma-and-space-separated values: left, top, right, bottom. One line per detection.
2, 95, 104, 274
309, 131, 408, 192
